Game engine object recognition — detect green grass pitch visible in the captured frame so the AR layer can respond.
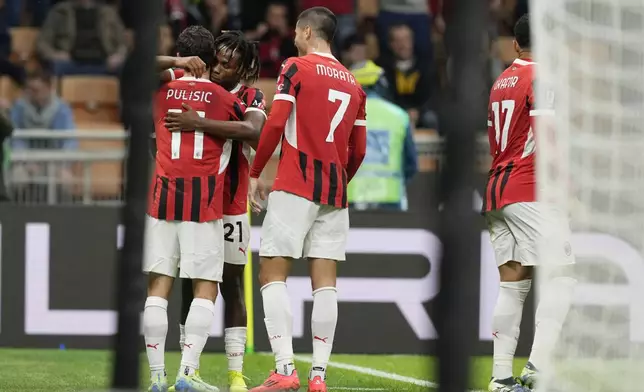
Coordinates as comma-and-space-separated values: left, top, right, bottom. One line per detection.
0, 349, 530, 391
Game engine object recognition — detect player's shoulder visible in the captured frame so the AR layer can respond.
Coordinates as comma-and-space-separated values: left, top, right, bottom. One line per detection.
240, 84, 264, 97
280, 56, 304, 73
239, 85, 266, 110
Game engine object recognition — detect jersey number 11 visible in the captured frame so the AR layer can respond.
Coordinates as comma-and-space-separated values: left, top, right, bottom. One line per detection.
168, 109, 206, 160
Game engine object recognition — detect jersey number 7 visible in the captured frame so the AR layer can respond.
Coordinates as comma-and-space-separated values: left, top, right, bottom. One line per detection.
491, 100, 515, 153
168, 109, 206, 159
326, 89, 351, 142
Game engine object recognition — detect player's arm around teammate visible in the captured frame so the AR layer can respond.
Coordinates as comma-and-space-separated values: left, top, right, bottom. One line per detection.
165, 101, 261, 147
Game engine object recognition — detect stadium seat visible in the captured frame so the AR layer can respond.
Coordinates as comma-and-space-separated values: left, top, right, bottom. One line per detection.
254, 79, 276, 109
415, 128, 439, 172
0, 76, 22, 103
494, 37, 517, 66
61, 76, 120, 123
9, 27, 39, 59
75, 122, 125, 199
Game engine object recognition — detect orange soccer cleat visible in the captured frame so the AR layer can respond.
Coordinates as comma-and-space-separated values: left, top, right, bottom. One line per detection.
249, 370, 300, 392
307, 375, 327, 392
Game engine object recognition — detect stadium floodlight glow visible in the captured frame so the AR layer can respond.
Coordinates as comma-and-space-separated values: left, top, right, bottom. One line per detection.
531, 1, 644, 390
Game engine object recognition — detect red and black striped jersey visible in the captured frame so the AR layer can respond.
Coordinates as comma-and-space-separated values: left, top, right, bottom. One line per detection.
170, 68, 267, 216
484, 58, 549, 212
251, 53, 367, 208
150, 75, 245, 222
224, 84, 266, 215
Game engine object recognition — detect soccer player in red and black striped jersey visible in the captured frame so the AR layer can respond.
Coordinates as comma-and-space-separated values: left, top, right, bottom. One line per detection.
142, 26, 246, 392
157, 31, 266, 392
484, 15, 576, 392
247, 7, 367, 392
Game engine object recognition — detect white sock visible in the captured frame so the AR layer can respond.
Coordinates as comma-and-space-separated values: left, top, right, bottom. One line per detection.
529, 276, 576, 370
179, 324, 186, 353
180, 298, 215, 376
143, 296, 168, 379
225, 327, 247, 372
261, 281, 295, 376
492, 279, 531, 380
310, 287, 337, 381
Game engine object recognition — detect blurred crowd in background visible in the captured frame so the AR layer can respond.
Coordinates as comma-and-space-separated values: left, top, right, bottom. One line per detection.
0, 0, 529, 207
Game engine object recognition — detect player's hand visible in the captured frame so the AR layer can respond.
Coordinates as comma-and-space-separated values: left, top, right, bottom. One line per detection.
248, 177, 267, 214
175, 56, 206, 78
165, 103, 200, 132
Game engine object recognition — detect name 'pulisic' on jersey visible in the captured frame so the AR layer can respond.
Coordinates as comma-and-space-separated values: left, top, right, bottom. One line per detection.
165, 88, 213, 103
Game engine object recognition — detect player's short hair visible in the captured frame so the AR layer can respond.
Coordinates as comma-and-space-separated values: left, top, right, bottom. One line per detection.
215, 30, 261, 84
514, 14, 531, 49
176, 25, 216, 66
297, 6, 337, 44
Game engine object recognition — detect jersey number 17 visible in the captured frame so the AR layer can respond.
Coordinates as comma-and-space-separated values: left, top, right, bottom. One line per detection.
491, 100, 515, 153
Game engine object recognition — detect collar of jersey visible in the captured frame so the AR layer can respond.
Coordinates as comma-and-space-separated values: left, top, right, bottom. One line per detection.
230, 83, 243, 94
513, 58, 535, 66
177, 76, 212, 83
312, 51, 336, 60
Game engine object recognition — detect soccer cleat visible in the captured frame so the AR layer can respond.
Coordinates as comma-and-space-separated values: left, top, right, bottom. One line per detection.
249, 370, 300, 391
308, 375, 327, 392
174, 373, 220, 392
148, 373, 169, 392
228, 370, 249, 392
519, 362, 538, 389
488, 377, 532, 392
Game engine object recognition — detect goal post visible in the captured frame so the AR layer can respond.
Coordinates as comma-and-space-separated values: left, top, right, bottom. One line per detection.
531, 2, 644, 391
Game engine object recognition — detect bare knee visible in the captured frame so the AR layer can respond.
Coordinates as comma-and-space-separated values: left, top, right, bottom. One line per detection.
192, 279, 219, 301
148, 273, 174, 299
498, 261, 533, 282
309, 258, 337, 291
258, 256, 291, 287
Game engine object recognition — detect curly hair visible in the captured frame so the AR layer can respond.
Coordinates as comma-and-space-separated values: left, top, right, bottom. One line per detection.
215, 30, 261, 84
176, 25, 216, 66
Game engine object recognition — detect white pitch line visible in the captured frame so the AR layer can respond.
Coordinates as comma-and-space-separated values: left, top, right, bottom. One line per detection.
294, 355, 437, 389
329, 388, 387, 391
293, 355, 485, 392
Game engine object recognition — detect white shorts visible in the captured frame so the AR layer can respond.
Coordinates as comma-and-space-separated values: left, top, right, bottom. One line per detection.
143, 215, 225, 282
484, 202, 575, 267
260, 191, 349, 261
223, 213, 251, 265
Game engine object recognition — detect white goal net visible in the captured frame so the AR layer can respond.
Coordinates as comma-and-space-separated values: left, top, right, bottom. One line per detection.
531, 1, 644, 391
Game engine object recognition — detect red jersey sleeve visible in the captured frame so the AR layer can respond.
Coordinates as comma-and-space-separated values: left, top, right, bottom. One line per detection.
243, 87, 267, 117
347, 91, 367, 182
274, 58, 302, 104
250, 59, 301, 178
528, 80, 555, 117
169, 68, 185, 81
